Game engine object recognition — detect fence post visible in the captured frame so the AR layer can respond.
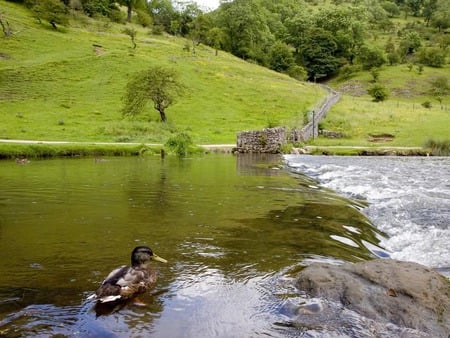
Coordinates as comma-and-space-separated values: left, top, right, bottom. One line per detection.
312, 110, 315, 140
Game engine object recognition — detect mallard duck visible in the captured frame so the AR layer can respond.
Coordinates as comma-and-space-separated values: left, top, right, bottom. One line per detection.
90, 246, 167, 303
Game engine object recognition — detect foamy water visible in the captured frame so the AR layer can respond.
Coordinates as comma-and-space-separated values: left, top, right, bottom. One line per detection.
284, 155, 450, 275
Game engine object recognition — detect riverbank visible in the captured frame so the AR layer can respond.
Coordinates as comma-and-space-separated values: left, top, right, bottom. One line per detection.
0, 138, 445, 159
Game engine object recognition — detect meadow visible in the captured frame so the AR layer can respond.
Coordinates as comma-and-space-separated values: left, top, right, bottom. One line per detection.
0, 1, 322, 146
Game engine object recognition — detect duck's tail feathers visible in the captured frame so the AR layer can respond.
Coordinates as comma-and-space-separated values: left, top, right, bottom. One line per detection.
99, 295, 122, 303
87, 294, 97, 300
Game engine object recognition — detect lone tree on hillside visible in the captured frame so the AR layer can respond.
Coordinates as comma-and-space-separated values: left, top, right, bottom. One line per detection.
122, 66, 185, 122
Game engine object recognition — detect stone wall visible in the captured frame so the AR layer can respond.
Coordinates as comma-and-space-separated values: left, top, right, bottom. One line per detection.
236, 86, 340, 153
291, 87, 340, 142
236, 127, 286, 153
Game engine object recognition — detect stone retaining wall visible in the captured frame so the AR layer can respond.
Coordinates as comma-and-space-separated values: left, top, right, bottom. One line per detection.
236, 127, 286, 153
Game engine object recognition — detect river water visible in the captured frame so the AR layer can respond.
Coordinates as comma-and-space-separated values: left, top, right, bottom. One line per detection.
284, 155, 450, 277
0, 154, 448, 337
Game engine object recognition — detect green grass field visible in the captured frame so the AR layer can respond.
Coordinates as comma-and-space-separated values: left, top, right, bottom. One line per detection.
0, 1, 322, 145
317, 65, 450, 147
0, 1, 449, 155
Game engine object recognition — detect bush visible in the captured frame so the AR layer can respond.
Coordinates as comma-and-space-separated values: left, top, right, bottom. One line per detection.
421, 101, 432, 109
357, 45, 387, 70
165, 132, 194, 157
423, 139, 450, 156
417, 47, 446, 68
367, 83, 389, 102
135, 9, 152, 28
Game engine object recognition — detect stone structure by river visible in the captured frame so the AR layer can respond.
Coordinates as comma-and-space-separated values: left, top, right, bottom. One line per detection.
235, 85, 340, 153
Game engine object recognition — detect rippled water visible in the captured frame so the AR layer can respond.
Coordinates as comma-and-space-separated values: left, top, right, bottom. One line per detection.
284, 155, 450, 276
0, 154, 445, 337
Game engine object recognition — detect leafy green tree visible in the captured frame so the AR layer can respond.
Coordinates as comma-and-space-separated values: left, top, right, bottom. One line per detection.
430, 1, 450, 32
187, 13, 213, 54
423, 0, 438, 25
118, 0, 145, 23
206, 27, 225, 55
357, 45, 387, 70
122, 66, 185, 123
429, 76, 449, 106
313, 6, 366, 63
215, 0, 274, 65
417, 47, 446, 67
30, 0, 69, 29
399, 31, 422, 57
147, 0, 177, 32
368, 83, 389, 102
298, 27, 341, 80
268, 41, 295, 72
381, 1, 401, 17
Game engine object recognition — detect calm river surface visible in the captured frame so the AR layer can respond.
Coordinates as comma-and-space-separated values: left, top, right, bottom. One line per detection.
0, 154, 448, 337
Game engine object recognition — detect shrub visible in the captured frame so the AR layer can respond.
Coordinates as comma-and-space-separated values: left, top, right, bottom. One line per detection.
417, 47, 446, 68
165, 132, 193, 157
423, 139, 450, 156
421, 101, 432, 109
357, 45, 387, 70
367, 83, 389, 102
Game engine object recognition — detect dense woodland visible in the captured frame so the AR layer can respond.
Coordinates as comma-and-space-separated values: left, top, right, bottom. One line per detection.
2, 0, 449, 81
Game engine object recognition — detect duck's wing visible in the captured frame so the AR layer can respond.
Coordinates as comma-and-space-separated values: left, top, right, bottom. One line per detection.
91, 266, 129, 303
102, 265, 129, 285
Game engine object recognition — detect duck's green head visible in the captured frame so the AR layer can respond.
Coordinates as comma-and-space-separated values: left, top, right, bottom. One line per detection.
131, 245, 167, 266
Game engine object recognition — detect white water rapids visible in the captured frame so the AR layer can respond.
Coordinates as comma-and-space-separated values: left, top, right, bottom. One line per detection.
284, 155, 450, 276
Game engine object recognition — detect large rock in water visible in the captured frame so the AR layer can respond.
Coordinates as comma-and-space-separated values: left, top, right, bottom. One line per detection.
294, 259, 450, 337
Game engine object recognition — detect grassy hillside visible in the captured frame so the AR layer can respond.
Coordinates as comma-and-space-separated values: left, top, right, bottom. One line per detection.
317, 65, 450, 147
0, 1, 323, 145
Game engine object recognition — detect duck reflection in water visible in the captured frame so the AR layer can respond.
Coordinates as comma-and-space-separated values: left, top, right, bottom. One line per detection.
88, 246, 167, 316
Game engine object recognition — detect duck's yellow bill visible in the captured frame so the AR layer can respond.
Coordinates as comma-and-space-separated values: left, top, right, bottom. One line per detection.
152, 254, 168, 263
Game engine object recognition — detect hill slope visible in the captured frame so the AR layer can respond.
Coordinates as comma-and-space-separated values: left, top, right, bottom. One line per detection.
0, 1, 324, 144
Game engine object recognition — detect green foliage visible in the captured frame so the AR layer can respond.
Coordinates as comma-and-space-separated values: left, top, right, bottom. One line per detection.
428, 75, 450, 103
165, 132, 194, 157
339, 64, 359, 80
400, 31, 422, 57
367, 83, 389, 102
421, 100, 432, 108
357, 45, 387, 70
122, 66, 185, 122
423, 138, 450, 156
135, 9, 152, 27
0, 143, 154, 159
417, 47, 446, 68
122, 27, 137, 48
370, 68, 380, 82
28, 0, 69, 28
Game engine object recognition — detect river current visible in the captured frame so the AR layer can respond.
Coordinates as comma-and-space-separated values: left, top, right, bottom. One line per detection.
284, 155, 450, 277
0, 154, 448, 337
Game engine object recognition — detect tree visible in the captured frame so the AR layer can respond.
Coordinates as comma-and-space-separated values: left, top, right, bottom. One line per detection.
118, 0, 145, 23
357, 45, 387, 70
30, 0, 69, 29
122, 66, 185, 122
206, 27, 225, 55
268, 41, 295, 72
429, 76, 449, 107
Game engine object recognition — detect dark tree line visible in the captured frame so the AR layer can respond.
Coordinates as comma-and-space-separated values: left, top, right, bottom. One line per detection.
7, 0, 450, 79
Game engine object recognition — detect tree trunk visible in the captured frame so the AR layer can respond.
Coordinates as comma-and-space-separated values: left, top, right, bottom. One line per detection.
159, 109, 167, 122
127, 6, 132, 23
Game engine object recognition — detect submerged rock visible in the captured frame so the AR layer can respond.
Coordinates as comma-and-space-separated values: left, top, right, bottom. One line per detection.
294, 259, 450, 337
